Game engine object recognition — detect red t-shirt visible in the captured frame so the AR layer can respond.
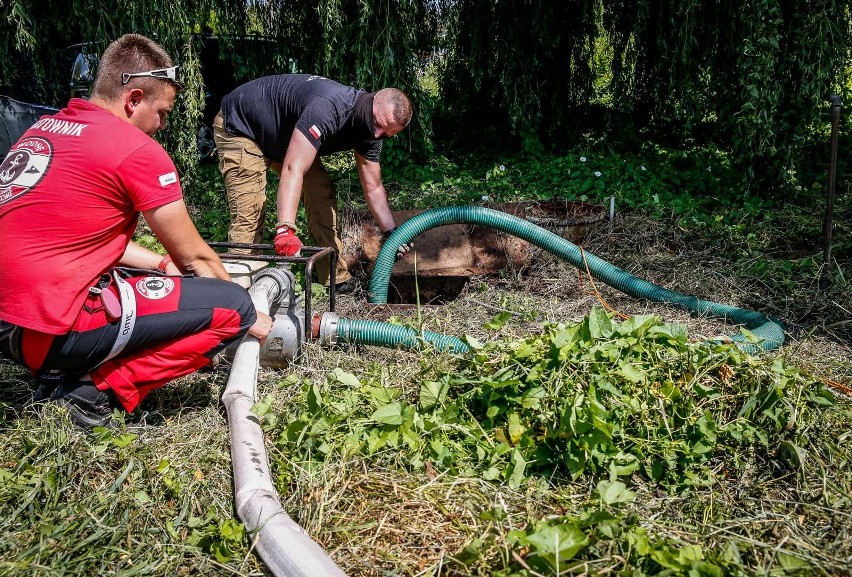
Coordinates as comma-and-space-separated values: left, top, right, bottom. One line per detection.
0, 99, 183, 334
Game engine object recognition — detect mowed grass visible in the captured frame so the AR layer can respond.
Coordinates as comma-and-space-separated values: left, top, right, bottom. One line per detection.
1, 147, 850, 576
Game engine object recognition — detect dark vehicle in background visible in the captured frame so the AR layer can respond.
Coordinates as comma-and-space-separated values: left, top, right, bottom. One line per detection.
0, 96, 59, 158
2, 35, 283, 160
0, 35, 282, 161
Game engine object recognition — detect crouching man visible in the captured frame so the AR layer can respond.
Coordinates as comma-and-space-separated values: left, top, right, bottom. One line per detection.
0, 34, 272, 428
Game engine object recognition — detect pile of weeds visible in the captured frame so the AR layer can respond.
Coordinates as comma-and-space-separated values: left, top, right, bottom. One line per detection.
261, 306, 848, 576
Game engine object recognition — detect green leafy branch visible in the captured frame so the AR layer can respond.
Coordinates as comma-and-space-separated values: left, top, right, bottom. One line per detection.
268, 307, 833, 493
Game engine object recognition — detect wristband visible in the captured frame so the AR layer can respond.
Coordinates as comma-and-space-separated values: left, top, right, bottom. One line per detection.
157, 255, 172, 273
276, 221, 299, 234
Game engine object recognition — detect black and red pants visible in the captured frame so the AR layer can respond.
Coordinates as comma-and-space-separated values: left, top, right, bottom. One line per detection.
1, 271, 255, 412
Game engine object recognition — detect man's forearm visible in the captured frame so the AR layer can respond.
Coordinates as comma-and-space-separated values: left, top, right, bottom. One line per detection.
181, 251, 231, 281
119, 241, 224, 278
364, 185, 397, 231
276, 168, 304, 226
119, 241, 177, 273
356, 153, 396, 232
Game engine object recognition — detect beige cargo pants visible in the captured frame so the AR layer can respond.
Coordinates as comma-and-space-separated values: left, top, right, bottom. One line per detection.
213, 111, 349, 285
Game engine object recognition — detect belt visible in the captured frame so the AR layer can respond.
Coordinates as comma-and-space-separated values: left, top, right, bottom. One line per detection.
101, 271, 137, 365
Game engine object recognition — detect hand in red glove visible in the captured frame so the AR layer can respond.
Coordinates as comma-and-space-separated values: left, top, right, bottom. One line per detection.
274, 224, 303, 256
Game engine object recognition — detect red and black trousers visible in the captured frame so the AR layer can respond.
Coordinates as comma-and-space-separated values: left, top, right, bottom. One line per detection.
0, 271, 255, 412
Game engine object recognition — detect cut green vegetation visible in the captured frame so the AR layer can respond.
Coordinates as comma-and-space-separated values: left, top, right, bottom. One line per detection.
1, 143, 849, 576
262, 308, 846, 575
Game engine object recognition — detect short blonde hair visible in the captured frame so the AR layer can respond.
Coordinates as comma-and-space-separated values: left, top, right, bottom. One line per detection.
92, 34, 176, 101
376, 88, 413, 127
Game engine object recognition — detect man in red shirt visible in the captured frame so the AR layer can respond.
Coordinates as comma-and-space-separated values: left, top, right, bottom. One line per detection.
0, 34, 272, 428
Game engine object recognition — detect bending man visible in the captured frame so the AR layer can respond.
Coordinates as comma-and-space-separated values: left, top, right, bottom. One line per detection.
0, 34, 272, 428
214, 74, 413, 293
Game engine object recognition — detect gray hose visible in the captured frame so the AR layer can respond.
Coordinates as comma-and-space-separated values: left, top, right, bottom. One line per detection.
223, 273, 347, 577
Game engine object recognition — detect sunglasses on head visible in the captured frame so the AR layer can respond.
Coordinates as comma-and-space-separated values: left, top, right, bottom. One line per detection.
121, 66, 182, 88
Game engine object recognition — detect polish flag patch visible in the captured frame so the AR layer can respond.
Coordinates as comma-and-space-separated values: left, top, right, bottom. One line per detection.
308, 125, 322, 140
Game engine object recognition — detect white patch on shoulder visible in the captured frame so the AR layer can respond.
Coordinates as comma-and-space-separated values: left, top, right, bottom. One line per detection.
158, 172, 177, 187
0, 137, 52, 205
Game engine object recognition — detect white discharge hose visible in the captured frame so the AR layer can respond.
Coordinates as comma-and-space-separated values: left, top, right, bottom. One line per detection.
221, 270, 347, 577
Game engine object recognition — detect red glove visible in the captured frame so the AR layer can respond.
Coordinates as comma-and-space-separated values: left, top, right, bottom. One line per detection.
274, 225, 303, 256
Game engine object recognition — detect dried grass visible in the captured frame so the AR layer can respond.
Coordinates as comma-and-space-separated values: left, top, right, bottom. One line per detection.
0, 208, 849, 576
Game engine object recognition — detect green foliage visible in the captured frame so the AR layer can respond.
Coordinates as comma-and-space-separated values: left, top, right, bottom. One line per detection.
3, 1, 849, 193
453, 473, 828, 575
468, 481, 775, 576
183, 164, 232, 242
186, 515, 245, 563
383, 143, 748, 221
268, 308, 833, 492
440, 0, 597, 139
437, 0, 852, 192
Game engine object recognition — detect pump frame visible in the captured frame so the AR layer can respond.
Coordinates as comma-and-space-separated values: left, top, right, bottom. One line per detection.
209, 241, 336, 338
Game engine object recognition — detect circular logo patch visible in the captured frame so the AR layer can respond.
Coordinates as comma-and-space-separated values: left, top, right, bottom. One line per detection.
0, 137, 52, 205
135, 277, 175, 300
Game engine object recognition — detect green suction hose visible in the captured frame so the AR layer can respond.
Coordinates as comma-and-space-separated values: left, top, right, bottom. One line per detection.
335, 317, 469, 353
368, 206, 785, 353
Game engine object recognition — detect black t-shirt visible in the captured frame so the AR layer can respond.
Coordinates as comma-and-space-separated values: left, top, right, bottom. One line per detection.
219, 74, 383, 162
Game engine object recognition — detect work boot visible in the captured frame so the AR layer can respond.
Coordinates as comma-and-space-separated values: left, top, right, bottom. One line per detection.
33, 375, 63, 402
33, 383, 57, 402
334, 277, 359, 295
49, 381, 121, 429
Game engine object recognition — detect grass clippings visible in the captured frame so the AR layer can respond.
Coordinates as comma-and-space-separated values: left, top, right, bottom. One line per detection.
0, 204, 850, 577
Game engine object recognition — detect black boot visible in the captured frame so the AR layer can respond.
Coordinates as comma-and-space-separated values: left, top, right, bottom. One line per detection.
334, 277, 359, 295
49, 381, 121, 429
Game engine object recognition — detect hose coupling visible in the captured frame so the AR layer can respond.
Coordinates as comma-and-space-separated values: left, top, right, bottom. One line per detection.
317, 312, 339, 345
252, 266, 295, 308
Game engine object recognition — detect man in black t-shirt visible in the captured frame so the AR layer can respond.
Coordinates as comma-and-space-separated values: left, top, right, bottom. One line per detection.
214, 74, 413, 291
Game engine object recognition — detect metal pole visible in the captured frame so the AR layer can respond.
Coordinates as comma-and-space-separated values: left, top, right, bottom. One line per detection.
820, 95, 842, 291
